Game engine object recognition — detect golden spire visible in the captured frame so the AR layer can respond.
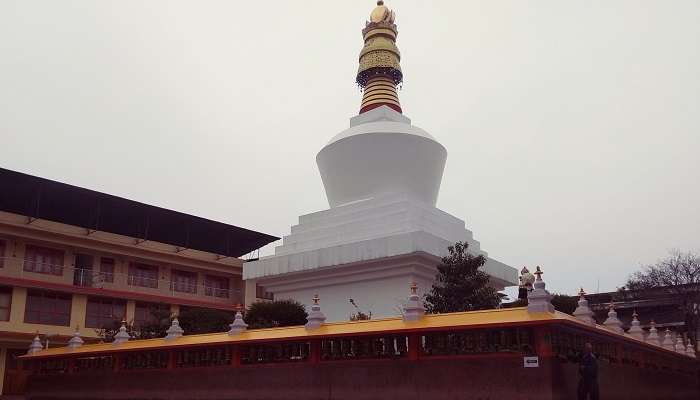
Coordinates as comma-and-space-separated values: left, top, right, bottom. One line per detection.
356, 1, 403, 114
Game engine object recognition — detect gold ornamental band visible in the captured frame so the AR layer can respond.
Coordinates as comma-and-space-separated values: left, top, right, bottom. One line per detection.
361, 97, 401, 108
363, 27, 397, 42
362, 91, 400, 102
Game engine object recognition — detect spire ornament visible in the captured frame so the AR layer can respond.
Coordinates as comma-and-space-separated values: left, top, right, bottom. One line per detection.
357, 1, 403, 114
28, 333, 43, 355
627, 310, 644, 340
572, 288, 595, 326
228, 304, 248, 336
67, 325, 84, 350
661, 328, 675, 351
403, 282, 425, 321
305, 294, 327, 330
686, 341, 696, 358
112, 320, 131, 345
526, 266, 554, 313
645, 320, 660, 346
165, 317, 184, 340
602, 304, 624, 334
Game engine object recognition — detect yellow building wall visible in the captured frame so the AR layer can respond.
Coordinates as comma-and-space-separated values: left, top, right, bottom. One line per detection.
0, 346, 6, 394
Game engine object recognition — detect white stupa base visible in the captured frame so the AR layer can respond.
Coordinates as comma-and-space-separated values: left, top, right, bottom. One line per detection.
243, 106, 517, 321
244, 195, 517, 321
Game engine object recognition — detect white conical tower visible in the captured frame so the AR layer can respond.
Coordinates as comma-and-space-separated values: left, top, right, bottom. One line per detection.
112, 320, 131, 345
67, 326, 84, 350
661, 329, 675, 351
305, 294, 327, 330
165, 317, 184, 340
228, 305, 248, 336
572, 288, 595, 326
645, 320, 660, 346
527, 266, 554, 313
27, 333, 43, 355
627, 310, 644, 340
686, 341, 696, 358
602, 304, 624, 334
403, 282, 426, 321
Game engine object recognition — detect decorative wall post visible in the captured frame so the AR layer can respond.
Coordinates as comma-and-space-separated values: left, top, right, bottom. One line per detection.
645, 320, 660, 346
165, 317, 184, 340
527, 266, 554, 313
627, 311, 644, 340
661, 328, 675, 351
27, 333, 43, 355
533, 327, 554, 357
112, 320, 131, 345
67, 326, 84, 350
403, 282, 425, 322
407, 334, 420, 360
305, 295, 326, 330
572, 288, 595, 326
228, 305, 248, 336
602, 304, 624, 334
685, 341, 696, 358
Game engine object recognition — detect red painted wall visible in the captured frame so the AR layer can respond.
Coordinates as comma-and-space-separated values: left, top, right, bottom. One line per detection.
25, 355, 698, 400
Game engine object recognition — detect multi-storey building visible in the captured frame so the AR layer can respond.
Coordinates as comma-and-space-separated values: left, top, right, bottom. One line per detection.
0, 168, 278, 395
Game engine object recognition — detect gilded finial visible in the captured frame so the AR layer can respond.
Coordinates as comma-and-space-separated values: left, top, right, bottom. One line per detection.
358, 0, 402, 114
534, 266, 543, 280
578, 287, 586, 297
410, 282, 417, 295
312, 294, 320, 305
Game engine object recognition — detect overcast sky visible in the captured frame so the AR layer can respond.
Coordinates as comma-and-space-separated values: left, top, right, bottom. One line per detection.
1, 1, 698, 296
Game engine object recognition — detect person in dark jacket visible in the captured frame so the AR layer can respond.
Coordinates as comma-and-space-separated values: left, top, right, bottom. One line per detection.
578, 342, 599, 400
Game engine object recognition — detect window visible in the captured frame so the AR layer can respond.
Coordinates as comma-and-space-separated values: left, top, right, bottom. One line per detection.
134, 302, 170, 327
24, 290, 71, 326
128, 262, 158, 288
85, 297, 126, 329
23, 245, 64, 275
256, 284, 273, 301
170, 270, 197, 294
99, 257, 115, 283
0, 240, 6, 268
0, 286, 11, 321
204, 275, 230, 298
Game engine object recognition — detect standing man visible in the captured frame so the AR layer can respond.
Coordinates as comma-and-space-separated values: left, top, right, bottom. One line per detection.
578, 342, 599, 400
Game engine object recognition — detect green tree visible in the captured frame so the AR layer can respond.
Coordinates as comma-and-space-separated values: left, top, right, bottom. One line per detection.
551, 293, 578, 315
245, 299, 308, 329
425, 241, 501, 313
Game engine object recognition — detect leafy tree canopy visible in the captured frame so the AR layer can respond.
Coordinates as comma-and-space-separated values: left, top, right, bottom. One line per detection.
244, 299, 308, 329
625, 250, 700, 290
425, 241, 501, 313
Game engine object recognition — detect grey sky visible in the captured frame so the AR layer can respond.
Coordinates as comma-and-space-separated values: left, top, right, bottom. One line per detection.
1, 1, 698, 296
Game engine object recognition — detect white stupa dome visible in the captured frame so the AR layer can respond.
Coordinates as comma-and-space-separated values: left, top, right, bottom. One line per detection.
317, 106, 447, 208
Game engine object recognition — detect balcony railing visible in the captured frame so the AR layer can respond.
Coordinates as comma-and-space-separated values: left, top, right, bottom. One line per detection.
0, 257, 240, 301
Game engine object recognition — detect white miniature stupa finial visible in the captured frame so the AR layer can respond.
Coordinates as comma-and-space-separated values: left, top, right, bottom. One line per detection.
112, 320, 131, 345
602, 303, 624, 334
27, 333, 43, 355
686, 341, 696, 358
572, 288, 595, 326
67, 325, 84, 350
403, 282, 425, 321
527, 266, 554, 313
305, 294, 327, 330
675, 335, 686, 354
627, 310, 644, 340
661, 328, 675, 351
228, 304, 248, 336
645, 320, 660, 346
165, 317, 184, 340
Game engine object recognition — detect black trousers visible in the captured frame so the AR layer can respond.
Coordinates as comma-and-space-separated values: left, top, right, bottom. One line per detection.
577, 379, 599, 400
